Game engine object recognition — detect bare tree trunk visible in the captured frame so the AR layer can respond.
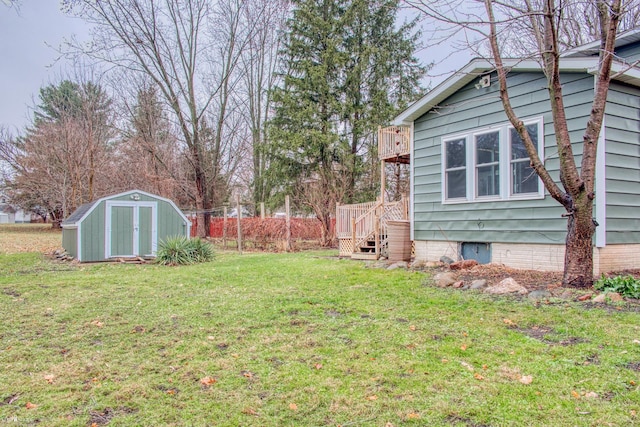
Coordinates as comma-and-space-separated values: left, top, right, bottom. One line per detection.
564, 195, 597, 286
481, 0, 621, 287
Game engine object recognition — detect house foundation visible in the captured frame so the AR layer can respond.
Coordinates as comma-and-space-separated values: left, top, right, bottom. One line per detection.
414, 240, 640, 275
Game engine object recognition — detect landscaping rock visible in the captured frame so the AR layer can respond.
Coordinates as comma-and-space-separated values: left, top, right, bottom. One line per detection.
452, 281, 464, 288
484, 277, 528, 295
410, 260, 428, 269
434, 272, 457, 288
528, 290, 552, 300
608, 292, 623, 302
387, 261, 409, 270
449, 259, 479, 270
469, 279, 487, 290
440, 256, 455, 265
592, 292, 624, 303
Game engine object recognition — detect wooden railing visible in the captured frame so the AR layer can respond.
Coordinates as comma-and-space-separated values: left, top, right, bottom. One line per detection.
378, 126, 410, 161
336, 200, 379, 239
336, 197, 409, 257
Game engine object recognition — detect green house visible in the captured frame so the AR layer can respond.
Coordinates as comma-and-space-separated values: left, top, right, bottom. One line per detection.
61, 189, 191, 262
393, 28, 640, 274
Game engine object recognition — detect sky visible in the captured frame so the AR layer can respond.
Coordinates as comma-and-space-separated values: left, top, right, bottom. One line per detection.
0, 1, 90, 132
0, 2, 468, 134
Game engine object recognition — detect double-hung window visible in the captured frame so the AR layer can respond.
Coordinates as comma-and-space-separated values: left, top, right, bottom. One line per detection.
475, 131, 500, 198
442, 118, 543, 203
510, 124, 539, 195
444, 138, 467, 199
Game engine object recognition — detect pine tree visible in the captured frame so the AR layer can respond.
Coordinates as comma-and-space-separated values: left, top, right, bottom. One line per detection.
268, 0, 425, 243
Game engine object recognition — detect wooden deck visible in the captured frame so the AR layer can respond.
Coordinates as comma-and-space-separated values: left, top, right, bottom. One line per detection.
336, 197, 409, 259
336, 126, 412, 260
378, 126, 410, 163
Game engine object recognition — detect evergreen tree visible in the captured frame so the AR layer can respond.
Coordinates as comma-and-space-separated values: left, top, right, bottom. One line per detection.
268, 0, 425, 243
341, 0, 425, 202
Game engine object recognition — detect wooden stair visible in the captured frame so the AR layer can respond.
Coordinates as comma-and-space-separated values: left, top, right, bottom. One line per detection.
351, 237, 381, 260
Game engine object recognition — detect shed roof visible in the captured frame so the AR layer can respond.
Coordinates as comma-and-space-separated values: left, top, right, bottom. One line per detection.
61, 189, 189, 228
62, 202, 96, 225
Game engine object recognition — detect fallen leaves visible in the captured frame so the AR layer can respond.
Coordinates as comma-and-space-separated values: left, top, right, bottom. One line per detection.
519, 375, 533, 385
571, 390, 599, 399
314, 363, 323, 370
25, 402, 37, 410
460, 361, 474, 372
366, 395, 378, 401
44, 374, 56, 384
242, 407, 259, 416
406, 412, 421, 419
90, 320, 104, 328
289, 402, 298, 411
473, 372, 484, 381
200, 376, 217, 387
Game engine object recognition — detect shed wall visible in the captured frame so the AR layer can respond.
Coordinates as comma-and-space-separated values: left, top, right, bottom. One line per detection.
62, 228, 78, 259
66, 191, 189, 262
80, 202, 106, 262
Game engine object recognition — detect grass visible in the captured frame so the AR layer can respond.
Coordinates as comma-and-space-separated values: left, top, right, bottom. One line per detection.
0, 224, 62, 255
0, 231, 639, 425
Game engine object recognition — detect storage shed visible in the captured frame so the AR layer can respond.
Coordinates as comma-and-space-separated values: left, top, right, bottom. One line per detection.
61, 189, 191, 262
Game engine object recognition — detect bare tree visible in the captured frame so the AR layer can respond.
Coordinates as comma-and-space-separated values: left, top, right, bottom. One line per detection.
237, 0, 289, 207
67, 0, 252, 236
1, 78, 115, 226
405, 0, 638, 287
114, 82, 189, 202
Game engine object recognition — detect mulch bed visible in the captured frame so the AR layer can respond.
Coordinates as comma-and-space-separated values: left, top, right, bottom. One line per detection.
443, 263, 640, 292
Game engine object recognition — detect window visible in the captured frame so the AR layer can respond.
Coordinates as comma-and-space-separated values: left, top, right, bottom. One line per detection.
442, 118, 543, 203
510, 124, 539, 195
445, 138, 466, 199
475, 131, 500, 197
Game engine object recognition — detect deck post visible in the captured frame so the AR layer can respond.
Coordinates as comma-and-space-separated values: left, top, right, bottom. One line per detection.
351, 217, 356, 254
374, 214, 380, 257
380, 159, 385, 204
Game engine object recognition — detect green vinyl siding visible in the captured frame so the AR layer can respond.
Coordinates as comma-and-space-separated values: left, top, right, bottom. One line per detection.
413, 72, 594, 244
616, 41, 640, 64
80, 202, 105, 262
604, 82, 640, 244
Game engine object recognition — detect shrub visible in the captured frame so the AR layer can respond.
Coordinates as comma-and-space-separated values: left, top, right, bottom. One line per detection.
594, 275, 640, 299
156, 236, 214, 265
189, 237, 215, 263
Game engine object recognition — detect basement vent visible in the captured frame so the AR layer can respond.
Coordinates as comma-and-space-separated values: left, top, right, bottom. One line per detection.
460, 242, 491, 264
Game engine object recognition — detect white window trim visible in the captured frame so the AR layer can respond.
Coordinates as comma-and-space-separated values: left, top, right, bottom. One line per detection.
441, 117, 545, 204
